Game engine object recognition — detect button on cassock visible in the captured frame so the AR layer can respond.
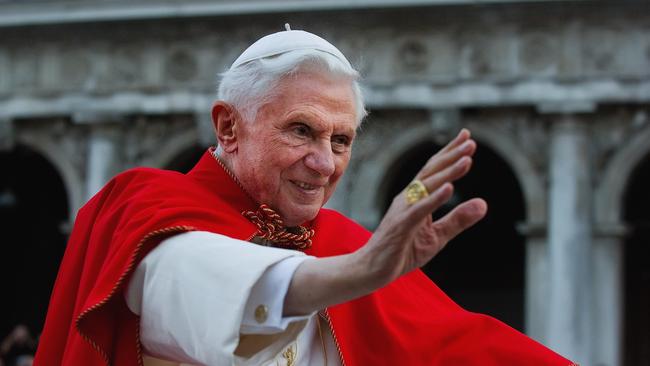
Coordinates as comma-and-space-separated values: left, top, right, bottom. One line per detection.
254, 304, 268, 323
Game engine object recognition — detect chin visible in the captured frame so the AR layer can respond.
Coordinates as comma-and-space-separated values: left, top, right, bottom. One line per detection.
282, 206, 320, 227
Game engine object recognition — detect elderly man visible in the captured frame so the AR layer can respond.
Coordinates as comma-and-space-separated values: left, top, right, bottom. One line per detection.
35, 28, 574, 366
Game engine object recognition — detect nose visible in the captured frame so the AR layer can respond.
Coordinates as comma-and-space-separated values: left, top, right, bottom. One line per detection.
304, 141, 336, 177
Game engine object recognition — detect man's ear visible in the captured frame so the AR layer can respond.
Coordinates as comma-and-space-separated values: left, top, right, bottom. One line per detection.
211, 101, 239, 153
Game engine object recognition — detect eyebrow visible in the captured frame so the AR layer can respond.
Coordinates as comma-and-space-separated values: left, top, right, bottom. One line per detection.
287, 112, 356, 137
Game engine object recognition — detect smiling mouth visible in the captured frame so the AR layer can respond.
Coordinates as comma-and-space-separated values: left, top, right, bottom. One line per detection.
290, 180, 320, 192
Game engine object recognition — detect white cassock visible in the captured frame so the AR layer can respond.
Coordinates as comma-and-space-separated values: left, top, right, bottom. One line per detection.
124, 231, 343, 366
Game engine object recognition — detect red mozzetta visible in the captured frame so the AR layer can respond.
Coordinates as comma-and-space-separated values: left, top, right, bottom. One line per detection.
35, 150, 574, 366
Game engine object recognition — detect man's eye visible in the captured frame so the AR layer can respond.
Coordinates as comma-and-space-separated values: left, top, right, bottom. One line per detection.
292, 124, 310, 137
332, 136, 350, 152
332, 136, 349, 146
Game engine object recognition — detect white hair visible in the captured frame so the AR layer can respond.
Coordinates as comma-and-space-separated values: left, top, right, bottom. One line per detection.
217, 49, 367, 126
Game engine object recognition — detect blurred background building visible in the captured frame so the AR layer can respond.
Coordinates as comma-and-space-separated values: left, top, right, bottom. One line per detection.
0, 0, 648, 365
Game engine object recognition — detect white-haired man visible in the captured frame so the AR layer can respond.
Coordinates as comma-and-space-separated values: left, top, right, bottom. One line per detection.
35, 28, 575, 366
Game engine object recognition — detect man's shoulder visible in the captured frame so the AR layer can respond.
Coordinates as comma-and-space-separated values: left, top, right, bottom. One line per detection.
113, 166, 185, 185
107, 166, 201, 196
81, 167, 199, 215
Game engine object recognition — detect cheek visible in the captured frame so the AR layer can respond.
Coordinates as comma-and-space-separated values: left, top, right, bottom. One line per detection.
243, 164, 281, 204
238, 146, 276, 189
242, 140, 278, 169
333, 154, 351, 177
261, 156, 295, 190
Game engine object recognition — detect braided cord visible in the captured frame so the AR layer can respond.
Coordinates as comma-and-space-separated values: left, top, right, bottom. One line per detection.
242, 204, 314, 250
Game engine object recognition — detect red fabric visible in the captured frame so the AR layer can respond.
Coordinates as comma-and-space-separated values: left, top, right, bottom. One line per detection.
309, 211, 573, 365
35, 150, 573, 366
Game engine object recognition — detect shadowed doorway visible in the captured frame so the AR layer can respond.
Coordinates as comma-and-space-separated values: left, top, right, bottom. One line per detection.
382, 140, 526, 331
623, 153, 650, 365
0, 145, 69, 338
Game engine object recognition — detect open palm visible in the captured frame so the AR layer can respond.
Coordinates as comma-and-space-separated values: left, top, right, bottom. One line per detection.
360, 129, 488, 285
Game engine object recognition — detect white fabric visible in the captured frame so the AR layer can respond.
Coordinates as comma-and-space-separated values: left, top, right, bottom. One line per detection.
295, 314, 342, 366
230, 29, 351, 69
235, 314, 341, 366
125, 231, 309, 365
241, 256, 312, 335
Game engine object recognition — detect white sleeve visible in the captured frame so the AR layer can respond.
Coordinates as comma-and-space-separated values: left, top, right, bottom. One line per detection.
124, 231, 313, 366
241, 256, 313, 334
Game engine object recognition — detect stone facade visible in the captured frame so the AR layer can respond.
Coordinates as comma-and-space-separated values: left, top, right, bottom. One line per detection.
1, 1, 649, 365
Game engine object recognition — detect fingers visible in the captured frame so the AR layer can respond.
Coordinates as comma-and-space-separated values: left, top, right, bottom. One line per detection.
440, 128, 471, 155
416, 130, 476, 181
432, 198, 488, 243
420, 153, 473, 196
397, 128, 478, 224
408, 183, 454, 220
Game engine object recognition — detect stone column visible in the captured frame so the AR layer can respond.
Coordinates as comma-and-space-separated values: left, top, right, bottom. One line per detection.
194, 100, 215, 147
518, 222, 549, 343
0, 118, 13, 151
592, 223, 626, 366
194, 112, 213, 147
85, 126, 118, 200
547, 116, 592, 364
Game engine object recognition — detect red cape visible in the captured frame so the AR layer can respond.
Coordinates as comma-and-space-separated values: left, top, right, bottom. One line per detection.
35, 150, 575, 366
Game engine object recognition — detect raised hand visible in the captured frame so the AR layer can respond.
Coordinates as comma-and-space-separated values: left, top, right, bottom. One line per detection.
358, 128, 488, 286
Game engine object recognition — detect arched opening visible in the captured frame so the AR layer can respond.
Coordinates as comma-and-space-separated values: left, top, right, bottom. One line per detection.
382, 140, 526, 331
0, 145, 69, 338
623, 153, 650, 365
164, 144, 206, 173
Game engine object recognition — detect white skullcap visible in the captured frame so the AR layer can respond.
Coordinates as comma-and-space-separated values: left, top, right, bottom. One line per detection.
230, 24, 351, 70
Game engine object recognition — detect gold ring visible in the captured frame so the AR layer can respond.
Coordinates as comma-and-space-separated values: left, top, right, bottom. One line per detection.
405, 179, 429, 205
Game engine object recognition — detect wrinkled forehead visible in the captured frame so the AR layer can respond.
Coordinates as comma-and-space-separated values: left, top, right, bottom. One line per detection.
267, 71, 359, 127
